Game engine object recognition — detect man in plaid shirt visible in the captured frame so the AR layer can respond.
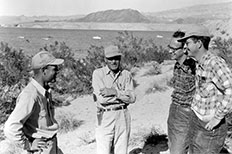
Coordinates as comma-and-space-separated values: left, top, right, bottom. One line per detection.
167, 30, 196, 154
178, 25, 232, 154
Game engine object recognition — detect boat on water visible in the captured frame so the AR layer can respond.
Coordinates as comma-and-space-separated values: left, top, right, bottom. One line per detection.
17, 36, 25, 39
92, 36, 101, 40
42, 37, 49, 41
42, 36, 53, 41
156, 35, 163, 38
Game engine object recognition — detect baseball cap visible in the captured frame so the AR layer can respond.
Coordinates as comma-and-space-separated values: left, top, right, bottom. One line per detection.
104, 45, 122, 58
177, 25, 210, 42
31, 51, 64, 69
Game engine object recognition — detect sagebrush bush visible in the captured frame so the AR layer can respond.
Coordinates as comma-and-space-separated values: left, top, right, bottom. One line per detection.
114, 31, 171, 70
0, 43, 31, 123
146, 83, 167, 94
1, 32, 230, 126
78, 131, 96, 145
56, 111, 84, 133
143, 61, 161, 76
211, 37, 232, 68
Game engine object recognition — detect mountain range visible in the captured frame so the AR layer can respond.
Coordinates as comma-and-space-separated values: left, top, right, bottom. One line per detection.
0, 2, 231, 38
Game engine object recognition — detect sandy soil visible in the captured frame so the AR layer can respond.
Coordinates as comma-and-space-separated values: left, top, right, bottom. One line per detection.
0, 62, 174, 154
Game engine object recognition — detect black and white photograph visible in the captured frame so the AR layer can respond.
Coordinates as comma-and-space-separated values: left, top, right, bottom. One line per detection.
0, 0, 232, 153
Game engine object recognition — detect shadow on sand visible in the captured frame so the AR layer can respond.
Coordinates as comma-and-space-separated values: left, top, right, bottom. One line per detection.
129, 133, 231, 154
129, 134, 168, 154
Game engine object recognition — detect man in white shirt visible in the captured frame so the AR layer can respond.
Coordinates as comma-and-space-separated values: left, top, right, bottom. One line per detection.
92, 45, 136, 154
4, 51, 64, 154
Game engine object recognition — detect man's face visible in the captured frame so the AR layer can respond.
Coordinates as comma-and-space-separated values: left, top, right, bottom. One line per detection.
43, 65, 59, 83
105, 56, 121, 72
185, 38, 199, 58
168, 38, 185, 61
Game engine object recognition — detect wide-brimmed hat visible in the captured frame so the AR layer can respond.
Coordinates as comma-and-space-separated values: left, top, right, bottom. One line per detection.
104, 45, 122, 58
31, 51, 64, 69
178, 25, 210, 42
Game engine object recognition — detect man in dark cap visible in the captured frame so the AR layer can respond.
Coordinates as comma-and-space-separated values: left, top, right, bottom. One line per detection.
178, 25, 232, 153
92, 45, 136, 154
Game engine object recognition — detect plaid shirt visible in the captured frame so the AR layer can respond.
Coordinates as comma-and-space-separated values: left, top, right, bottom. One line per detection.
171, 58, 196, 105
192, 52, 232, 120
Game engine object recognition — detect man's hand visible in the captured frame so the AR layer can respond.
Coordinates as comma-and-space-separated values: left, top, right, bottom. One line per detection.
30, 138, 47, 151
205, 117, 221, 131
100, 88, 117, 97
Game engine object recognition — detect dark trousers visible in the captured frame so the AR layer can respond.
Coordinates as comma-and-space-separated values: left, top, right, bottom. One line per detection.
167, 103, 192, 154
189, 110, 227, 154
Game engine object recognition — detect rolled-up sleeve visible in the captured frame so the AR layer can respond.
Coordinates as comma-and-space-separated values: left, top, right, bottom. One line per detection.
4, 91, 34, 146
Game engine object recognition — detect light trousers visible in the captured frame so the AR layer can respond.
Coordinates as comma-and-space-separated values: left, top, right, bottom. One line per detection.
96, 109, 131, 154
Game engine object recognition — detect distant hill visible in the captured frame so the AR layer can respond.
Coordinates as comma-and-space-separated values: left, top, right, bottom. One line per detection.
71, 9, 150, 23
144, 2, 232, 24
0, 2, 231, 38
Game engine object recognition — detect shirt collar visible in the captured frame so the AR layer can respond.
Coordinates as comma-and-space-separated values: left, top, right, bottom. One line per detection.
104, 65, 122, 75
31, 78, 46, 97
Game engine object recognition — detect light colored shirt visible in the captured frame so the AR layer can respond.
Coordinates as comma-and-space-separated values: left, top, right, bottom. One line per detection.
192, 52, 232, 121
4, 78, 58, 146
92, 66, 136, 109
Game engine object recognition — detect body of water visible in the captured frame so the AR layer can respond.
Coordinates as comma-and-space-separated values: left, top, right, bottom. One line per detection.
0, 27, 173, 57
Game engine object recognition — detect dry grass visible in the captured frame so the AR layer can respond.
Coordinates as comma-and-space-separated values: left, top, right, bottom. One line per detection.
0, 140, 25, 154
78, 131, 96, 145
143, 62, 161, 77
56, 111, 84, 133
145, 82, 168, 94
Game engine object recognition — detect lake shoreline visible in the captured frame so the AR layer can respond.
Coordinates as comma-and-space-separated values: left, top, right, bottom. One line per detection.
9, 22, 198, 32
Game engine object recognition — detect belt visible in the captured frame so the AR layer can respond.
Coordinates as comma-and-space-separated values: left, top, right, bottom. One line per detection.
173, 102, 191, 108
101, 105, 127, 112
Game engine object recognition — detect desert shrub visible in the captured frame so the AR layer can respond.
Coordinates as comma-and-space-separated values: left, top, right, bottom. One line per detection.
145, 81, 168, 94
129, 126, 167, 148
143, 61, 161, 76
42, 42, 99, 95
114, 31, 171, 70
0, 31, 171, 124
0, 42, 31, 123
221, 30, 226, 35
56, 111, 84, 133
143, 41, 171, 64
78, 131, 96, 145
129, 128, 150, 147
143, 132, 167, 146
211, 37, 232, 68
0, 140, 24, 154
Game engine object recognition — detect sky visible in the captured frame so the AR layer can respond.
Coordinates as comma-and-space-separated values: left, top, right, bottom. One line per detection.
0, 0, 231, 16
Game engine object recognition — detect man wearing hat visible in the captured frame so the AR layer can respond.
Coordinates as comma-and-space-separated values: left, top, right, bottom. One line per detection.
4, 51, 64, 154
178, 25, 232, 153
92, 45, 136, 154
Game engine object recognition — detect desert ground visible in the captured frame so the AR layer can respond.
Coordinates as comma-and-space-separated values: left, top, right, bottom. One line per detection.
0, 61, 174, 154
1, 58, 232, 154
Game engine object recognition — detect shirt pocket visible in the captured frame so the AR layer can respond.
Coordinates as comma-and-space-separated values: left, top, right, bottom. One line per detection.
198, 76, 216, 98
